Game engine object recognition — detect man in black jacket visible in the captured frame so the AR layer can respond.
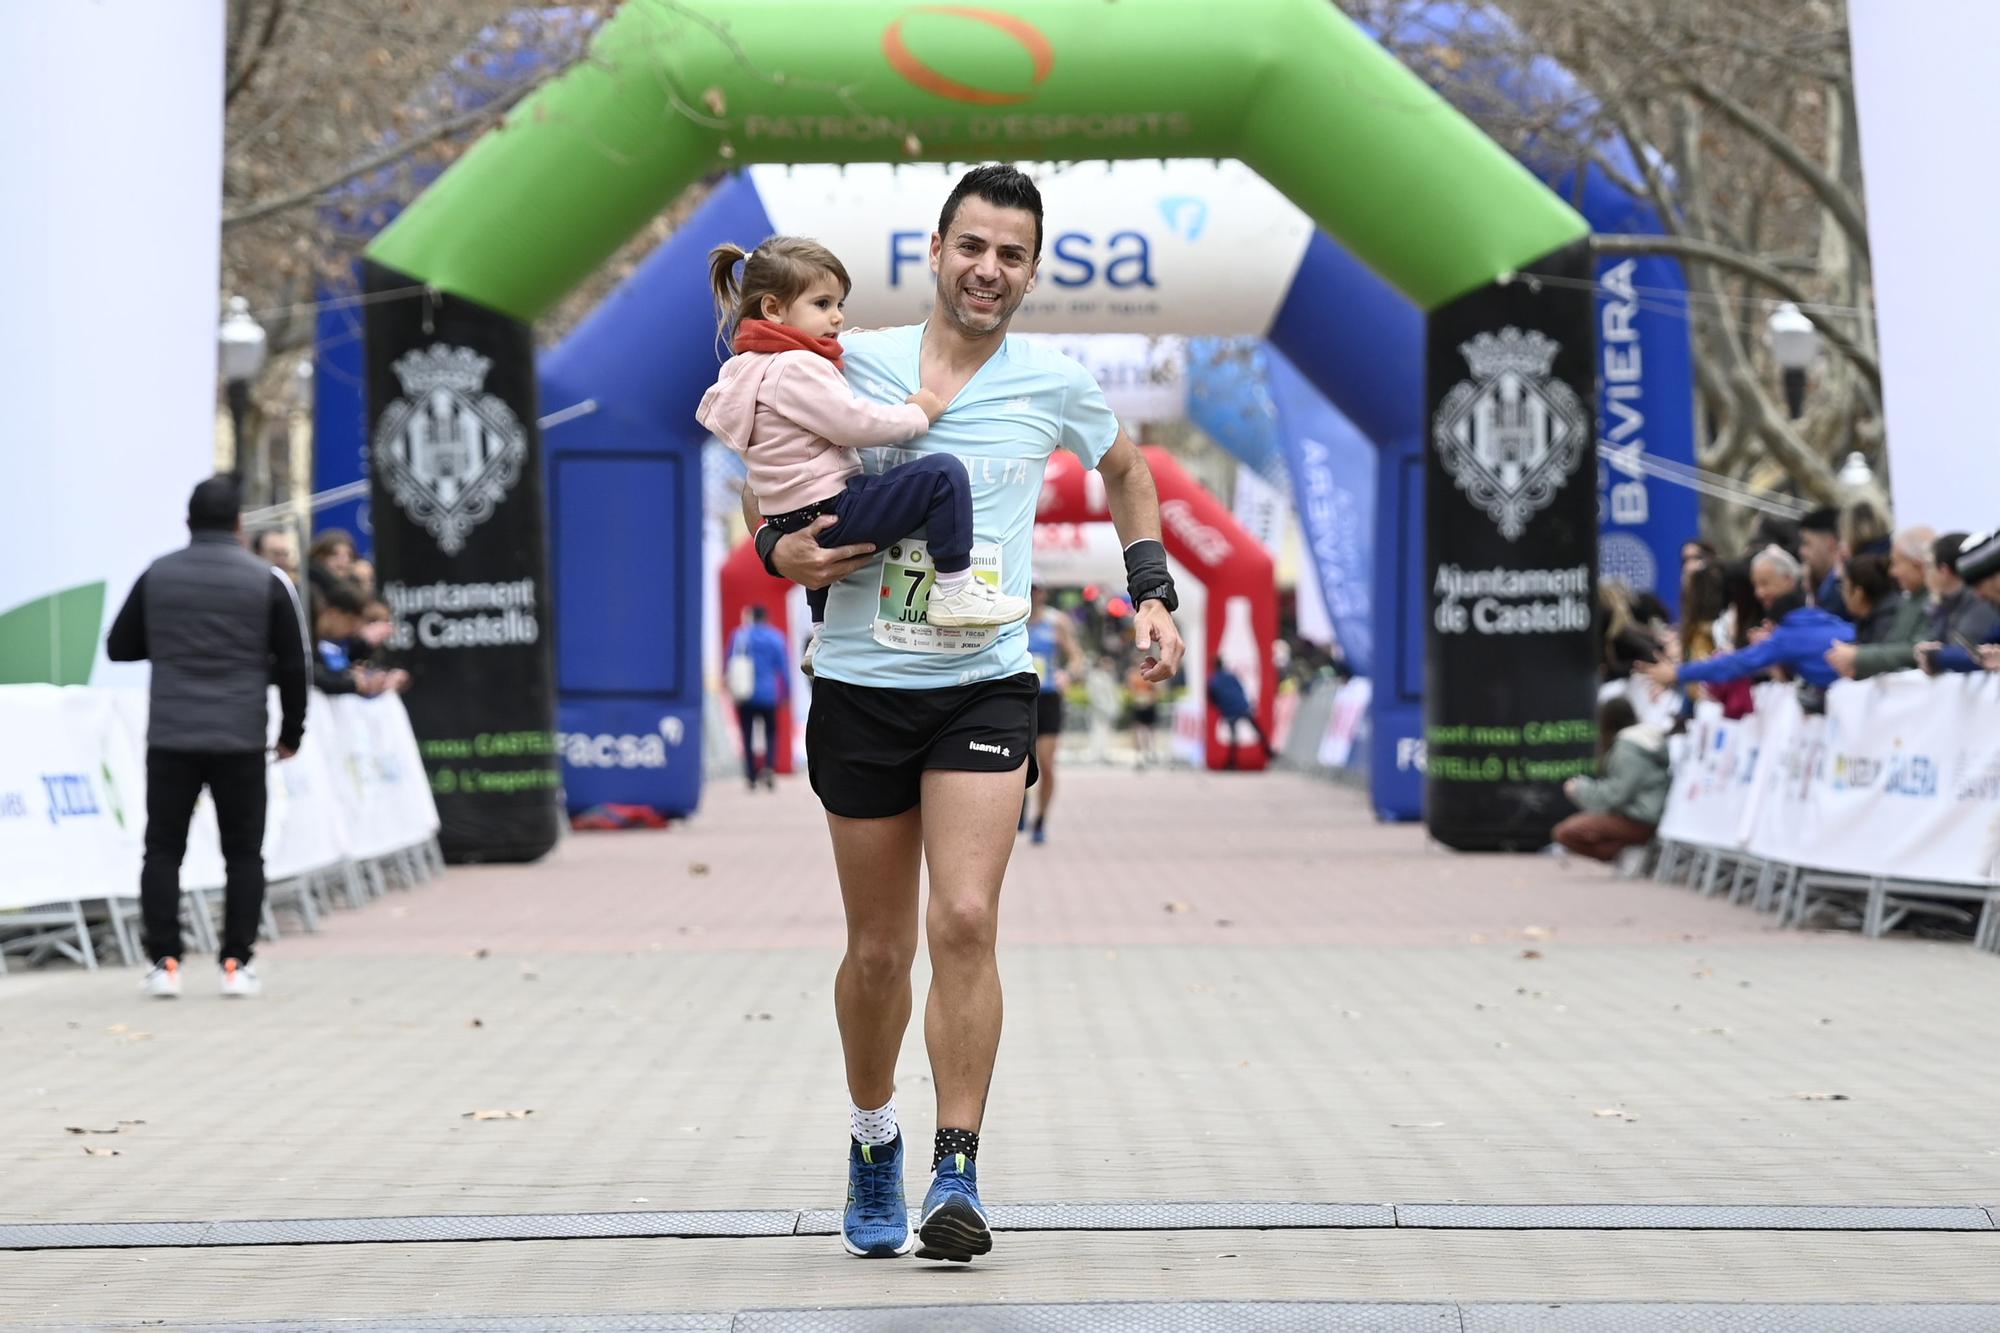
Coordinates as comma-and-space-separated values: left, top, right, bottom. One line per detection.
106, 476, 310, 999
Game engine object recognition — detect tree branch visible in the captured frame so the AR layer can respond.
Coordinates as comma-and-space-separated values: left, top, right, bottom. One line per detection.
1675, 68, 1871, 257
1589, 233, 1880, 390
221, 72, 556, 231
226, 0, 288, 108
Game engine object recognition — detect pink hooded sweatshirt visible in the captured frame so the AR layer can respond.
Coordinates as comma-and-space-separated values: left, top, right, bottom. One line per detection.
697, 349, 931, 516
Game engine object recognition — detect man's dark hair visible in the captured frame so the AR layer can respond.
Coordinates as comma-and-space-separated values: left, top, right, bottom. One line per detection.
938, 164, 1044, 260
313, 580, 366, 619
1748, 515, 1799, 559
1798, 505, 1842, 537
1934, 532, 1970, 574
187, 475, 242, 531
1597, 695, 1639, 759
249, 527, 288, 558
1841, 552, 1894, 607
310, 529, 356, 565
748, 605, 768, 623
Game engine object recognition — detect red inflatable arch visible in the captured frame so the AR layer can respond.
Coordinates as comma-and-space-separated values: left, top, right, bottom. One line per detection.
719, 446, 1277, 772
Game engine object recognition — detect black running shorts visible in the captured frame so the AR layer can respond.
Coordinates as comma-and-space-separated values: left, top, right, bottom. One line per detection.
1034, 691, 1064, 740
807, 671, 1040, 819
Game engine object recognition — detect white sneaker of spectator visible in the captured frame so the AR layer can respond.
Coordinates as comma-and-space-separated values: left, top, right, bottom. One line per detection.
143, 958, 182, 999
220, 958, 262, 998
928, 578, 1031, 629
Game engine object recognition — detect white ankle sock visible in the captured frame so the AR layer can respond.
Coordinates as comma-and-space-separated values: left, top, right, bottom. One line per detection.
932, 568, 972, 596
851, 1097, 898, 1147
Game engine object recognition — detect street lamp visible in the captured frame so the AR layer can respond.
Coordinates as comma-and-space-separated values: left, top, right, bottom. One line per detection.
1765, 302, 1819, 419
1837, 450, 1874, 491
218, 295, 268, 480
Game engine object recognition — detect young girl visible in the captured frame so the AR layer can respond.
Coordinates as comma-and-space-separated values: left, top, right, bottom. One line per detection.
697, 237, 1030, 671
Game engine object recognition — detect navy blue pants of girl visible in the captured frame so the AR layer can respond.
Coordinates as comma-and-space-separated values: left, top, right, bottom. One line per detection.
777, 453, 973, 624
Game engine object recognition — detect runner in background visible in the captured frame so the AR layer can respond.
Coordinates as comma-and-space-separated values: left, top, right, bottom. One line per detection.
1023, 585, 1086, 844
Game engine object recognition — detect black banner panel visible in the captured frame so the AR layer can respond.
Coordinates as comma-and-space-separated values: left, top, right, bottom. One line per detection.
1424, 241, 1601, 851
361, 261, 561, 863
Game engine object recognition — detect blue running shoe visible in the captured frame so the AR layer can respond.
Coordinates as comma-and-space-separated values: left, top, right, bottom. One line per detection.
842, 1137, 915, 1257
916, 1153, 992, 1262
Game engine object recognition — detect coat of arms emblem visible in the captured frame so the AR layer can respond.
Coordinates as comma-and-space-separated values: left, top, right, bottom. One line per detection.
1432, 328, 1587, 541
374, 345, 528, 555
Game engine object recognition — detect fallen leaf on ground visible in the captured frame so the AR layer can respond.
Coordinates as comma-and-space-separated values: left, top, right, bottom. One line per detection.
701, 87, 726, 116
1793, 1092, 1850, 1101
462, 1109, 535, 1121
470, 948, 490, 959
688, 863, 711, 877
468, 1019, 484, 1029
64, 1126, 121, 1135
83, 1146, 121, 1157
1520, 949, 1543, 960
1163, 900, 1192, 914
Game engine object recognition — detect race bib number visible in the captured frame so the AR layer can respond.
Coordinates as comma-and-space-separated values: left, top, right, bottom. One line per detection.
873, 540, 1004, 654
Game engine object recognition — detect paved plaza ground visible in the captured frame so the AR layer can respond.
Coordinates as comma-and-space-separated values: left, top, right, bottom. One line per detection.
5, 766, 2000, 1327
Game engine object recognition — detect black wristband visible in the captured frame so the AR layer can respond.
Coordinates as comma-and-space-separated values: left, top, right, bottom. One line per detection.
755, 523, 783, 578
1123, 538, 1178, 613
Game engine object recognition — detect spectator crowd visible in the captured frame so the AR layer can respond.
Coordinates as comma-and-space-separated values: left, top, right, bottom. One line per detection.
252, 524, 411, 701
1554, 499, 2000, 865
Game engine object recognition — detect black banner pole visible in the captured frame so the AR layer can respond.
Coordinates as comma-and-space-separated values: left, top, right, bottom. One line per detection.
1424, 241, 1601, 851
360, 261, 562, 863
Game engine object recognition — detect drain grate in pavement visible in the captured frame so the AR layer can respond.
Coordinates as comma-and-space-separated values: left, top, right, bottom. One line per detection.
16, 1302, 2000, 1332
1, 1200, 1992, 1251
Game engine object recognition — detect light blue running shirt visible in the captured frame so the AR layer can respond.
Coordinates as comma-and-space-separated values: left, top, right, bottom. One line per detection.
811, 323, 1118, 690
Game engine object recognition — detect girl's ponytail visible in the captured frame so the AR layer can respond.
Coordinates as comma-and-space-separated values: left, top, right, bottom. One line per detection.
709, 242, 751, 356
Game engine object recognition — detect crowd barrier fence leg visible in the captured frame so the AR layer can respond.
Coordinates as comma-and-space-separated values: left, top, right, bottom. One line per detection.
71, 901, 97, 971
340, 862, 367, 909
183, 889, 220, 955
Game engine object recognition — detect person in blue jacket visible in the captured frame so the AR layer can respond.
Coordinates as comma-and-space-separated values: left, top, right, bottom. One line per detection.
1920, 529, 2000, 675
1639, 545, 1853, 694
726, 605, 790, 790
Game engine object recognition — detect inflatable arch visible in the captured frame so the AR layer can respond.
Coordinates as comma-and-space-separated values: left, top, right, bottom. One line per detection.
359, 0, 1606, 860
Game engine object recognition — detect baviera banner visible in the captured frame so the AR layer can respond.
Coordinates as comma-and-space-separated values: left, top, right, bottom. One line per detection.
361, 262, 561, 863
1424, 241, 1600, 850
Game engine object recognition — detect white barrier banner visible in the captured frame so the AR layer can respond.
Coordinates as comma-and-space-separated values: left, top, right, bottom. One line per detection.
1655, 703, 1758, 851
1662, 675, 2000, 887
0, 686, 141, 911
0, 685, 436, 912
1808, 673, 2000, 885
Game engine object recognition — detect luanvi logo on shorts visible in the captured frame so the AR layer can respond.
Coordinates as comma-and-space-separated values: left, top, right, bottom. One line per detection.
1432, 328, 1587, 542
967, 740, 1012, 758
374, 345, 529, 555
882, 8, 1054, 107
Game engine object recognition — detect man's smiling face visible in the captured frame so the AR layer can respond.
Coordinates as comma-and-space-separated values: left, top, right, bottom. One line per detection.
930, 195, 1039, 338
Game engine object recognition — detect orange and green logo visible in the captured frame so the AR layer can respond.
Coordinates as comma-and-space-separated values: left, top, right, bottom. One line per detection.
882, 6, 1054, 106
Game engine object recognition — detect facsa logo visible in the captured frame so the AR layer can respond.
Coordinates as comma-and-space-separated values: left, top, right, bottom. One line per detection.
889, 230, 1158, 291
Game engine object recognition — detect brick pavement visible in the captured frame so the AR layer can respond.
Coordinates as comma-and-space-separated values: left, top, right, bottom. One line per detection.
5, 768, 2000, 1323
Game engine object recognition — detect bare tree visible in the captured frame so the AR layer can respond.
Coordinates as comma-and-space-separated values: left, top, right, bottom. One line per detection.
220, 0, 665, 502
1352, 0, 1878, 549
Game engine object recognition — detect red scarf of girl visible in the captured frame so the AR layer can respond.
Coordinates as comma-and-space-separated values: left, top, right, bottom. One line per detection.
733, 319, 843, 369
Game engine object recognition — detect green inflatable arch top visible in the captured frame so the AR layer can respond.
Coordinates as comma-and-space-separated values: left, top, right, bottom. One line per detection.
367, 0, 1587, 319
